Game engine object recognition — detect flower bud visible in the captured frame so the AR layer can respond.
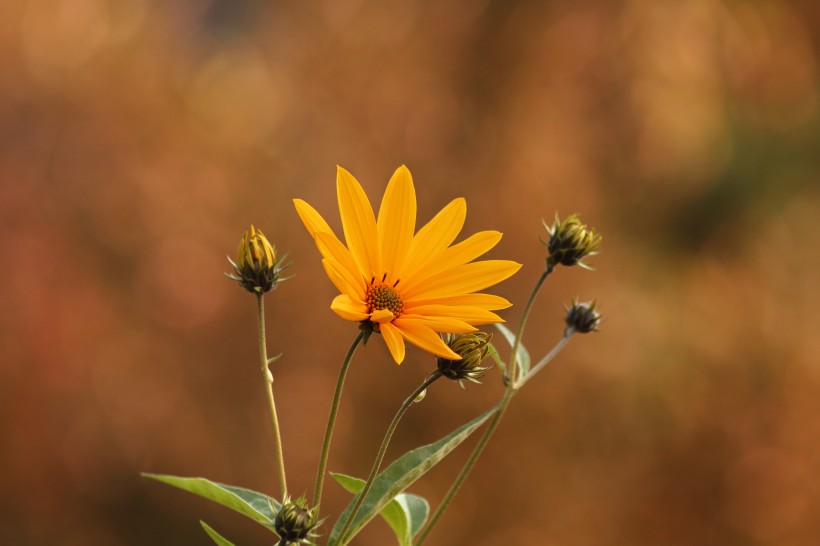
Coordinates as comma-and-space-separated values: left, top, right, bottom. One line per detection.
543, 213, 602, 270
274, 496, 320, 546
564, 299, 601, 334
436, 332, 494, 388
226, 225, 287, 294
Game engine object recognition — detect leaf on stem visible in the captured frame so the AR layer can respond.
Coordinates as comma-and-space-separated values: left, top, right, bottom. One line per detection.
200, 521, 238, 546
327, 405, 499, 545
142, 474, 280, 532
494, 323, 531, 377
331, 472, 429, 546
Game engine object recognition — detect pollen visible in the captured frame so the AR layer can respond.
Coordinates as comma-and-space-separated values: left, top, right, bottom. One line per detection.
365, 281, 404, 317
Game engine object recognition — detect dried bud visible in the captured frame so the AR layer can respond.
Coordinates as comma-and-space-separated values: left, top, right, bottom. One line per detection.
274, 496, 320, 546
437, 332, 494, 388
564, 299, 601, 334
543, 213, 602, 270
226, 225, 288, 294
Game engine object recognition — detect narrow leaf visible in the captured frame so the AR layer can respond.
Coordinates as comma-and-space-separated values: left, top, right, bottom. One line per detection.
329, 405, 498, 545
396, 492, 429, 539
200, 521, 237, 546
494, 323, 530, 377
143, 474, 279, 531
331, 473, 430, 546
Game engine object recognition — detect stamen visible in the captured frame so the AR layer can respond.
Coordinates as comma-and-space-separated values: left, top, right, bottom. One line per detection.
381, 273, 387, 282
393, 279, 400, 287
365, 280, 404, 317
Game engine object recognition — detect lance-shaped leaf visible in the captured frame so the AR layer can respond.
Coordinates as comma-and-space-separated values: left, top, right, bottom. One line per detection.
200, 521, 238, 546
494, 323, 531, 377
143, 474, 280, 531
331, 473, 429, 546
328, 405, 498, 545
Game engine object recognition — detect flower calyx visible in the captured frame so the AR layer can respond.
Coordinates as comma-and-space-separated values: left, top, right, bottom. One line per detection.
542, 213, 602, 271
436, 332, 494, 389
227, 225, 290, 294
274, 495, 321, 546
564, 299, 601, 335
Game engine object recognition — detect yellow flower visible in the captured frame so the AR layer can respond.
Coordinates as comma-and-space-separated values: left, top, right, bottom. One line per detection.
294, 166, 521, 364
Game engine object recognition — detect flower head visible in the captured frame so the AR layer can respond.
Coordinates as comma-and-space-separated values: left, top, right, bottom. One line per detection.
227, 225, 288, 294
437, 332, 494, 388
274, 496, 320, 546
543, 213, 602, 270
564, 299, 601, 334
294, 166, 521, 364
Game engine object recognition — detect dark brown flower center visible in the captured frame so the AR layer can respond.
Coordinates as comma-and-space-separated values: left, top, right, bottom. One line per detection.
366, 281, 404, 316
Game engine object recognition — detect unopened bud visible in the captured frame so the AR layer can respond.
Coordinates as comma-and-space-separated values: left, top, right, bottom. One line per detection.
543, 213, 602, 270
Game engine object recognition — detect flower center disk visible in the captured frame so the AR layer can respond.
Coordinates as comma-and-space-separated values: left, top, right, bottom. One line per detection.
366, 282, 404, 317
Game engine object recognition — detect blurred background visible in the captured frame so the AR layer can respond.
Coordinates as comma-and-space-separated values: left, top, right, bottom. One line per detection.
2, 0, 819, 544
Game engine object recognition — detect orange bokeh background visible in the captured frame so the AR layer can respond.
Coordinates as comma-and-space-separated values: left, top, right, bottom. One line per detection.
2, 0, 819, 544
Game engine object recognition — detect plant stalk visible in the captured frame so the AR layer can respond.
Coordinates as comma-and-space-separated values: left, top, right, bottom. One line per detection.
415, 266, 552, 545
337, 371, 443, 545
312, 331, 364, 513
256, 294, 288, 500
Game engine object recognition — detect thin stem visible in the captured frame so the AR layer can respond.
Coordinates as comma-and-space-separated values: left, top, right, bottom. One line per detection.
338, 372, 442, 545
515, 332, 573, 389
508, 265, 551, 386
415, 266, 552, 545
312, 331, 365, 512
256, 294, 288, 500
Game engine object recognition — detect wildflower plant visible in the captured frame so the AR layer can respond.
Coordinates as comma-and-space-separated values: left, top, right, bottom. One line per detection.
143, 165, 603, 546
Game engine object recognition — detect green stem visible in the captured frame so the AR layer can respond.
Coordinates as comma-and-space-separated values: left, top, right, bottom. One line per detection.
514, 332, 573, 389
256, 294, 288, 501
509, 265, 551, 386
415, 266, 552, 545
338, 371, 442, 545
312, 331, 364, 513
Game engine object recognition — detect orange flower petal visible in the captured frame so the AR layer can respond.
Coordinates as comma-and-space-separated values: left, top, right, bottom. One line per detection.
331, 294, 369, 321
322, 259, 365, 301
380, 322, 406, 364
402, 305, 503, 325
377, 165, 416, 283
401, 230, 502, 294
406, 260, 522, 300
337, 166, 381, 277
404, 293, 513, 310
315, 232, 366, 293
294, 198, 336, 237
403, 198, 466, 274
393, 318, 460, 360
399, 313, 478, 334
370, 309, 394, 323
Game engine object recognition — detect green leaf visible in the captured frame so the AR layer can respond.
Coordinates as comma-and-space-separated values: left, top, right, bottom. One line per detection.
486, 342, 506, 376
494, 323, 530, 377
330, 473, 429, 546
200, 521, 237, 546
328, 405, 498, 546
142, 474, 280, 531
396, 492, 429, 539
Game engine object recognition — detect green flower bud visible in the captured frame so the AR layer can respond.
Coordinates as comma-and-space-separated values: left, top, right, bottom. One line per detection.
226, 225, 289, 294
543, 213, 602, 270
274, 496, 320, 546
437, 332, 494, 388
564, 299, 601, 334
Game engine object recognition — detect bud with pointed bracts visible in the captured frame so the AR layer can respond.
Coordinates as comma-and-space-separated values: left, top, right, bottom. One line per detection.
542, 213, 602, 271
436, 332, 494, 388
274, 496, 321, 546
564, 299, 601, 334
226, 225, 290, 294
